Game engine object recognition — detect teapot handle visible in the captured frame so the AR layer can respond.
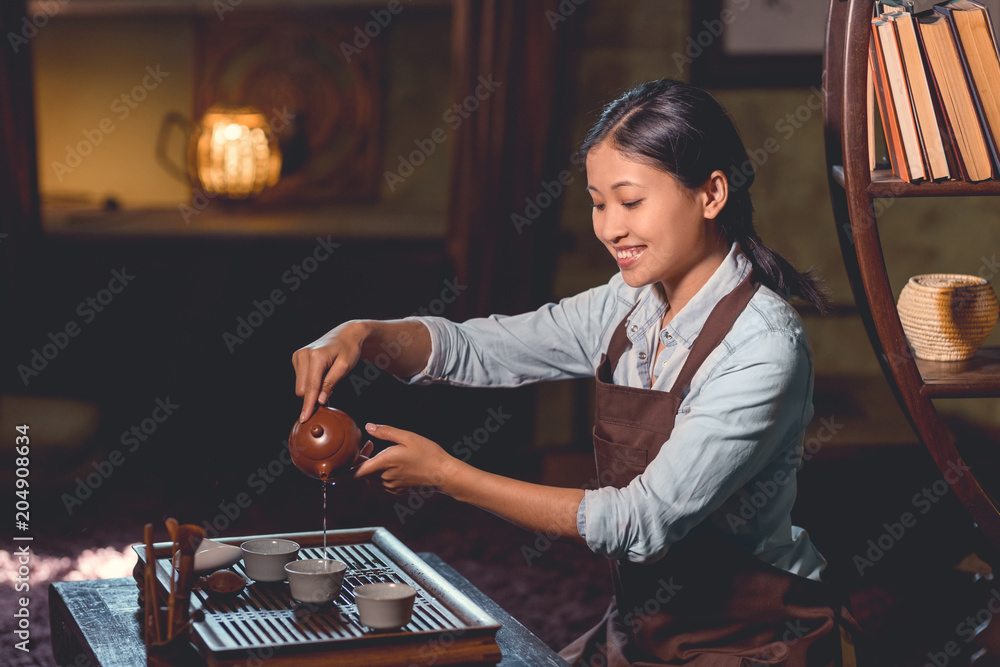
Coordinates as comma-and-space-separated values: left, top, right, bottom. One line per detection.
155, 111, 193, 185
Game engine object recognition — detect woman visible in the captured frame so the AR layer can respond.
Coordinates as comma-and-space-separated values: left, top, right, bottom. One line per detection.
292, 80, 851, 665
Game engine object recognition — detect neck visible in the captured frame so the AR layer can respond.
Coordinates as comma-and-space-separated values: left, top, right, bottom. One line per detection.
659, 241, 730, 316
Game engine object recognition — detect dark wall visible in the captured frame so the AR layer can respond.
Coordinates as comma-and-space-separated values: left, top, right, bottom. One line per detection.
9, 234, 538, 536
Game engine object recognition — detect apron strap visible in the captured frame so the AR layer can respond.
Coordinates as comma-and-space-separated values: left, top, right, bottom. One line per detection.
604, 302, 640, 377
668, 273, 759, 396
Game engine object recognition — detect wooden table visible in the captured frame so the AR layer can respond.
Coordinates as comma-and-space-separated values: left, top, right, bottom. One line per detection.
49, 553, 567, 667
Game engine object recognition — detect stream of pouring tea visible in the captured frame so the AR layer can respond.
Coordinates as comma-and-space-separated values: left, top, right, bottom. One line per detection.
322, 480, 334, 557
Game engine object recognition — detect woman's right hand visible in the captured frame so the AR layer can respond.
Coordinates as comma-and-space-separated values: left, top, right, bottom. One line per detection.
292, 321, 370, 423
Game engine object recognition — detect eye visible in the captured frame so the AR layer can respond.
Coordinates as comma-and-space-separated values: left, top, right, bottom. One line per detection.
591, 203, 605, 211
622, 200, 642, 209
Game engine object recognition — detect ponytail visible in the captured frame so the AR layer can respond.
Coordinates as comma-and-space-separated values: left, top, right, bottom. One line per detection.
724, 190, 831, 314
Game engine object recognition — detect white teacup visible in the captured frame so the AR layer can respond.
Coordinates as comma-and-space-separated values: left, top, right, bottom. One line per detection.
285, 559, 347, 604
354, 582, 417, 630
240, 539, 300, 582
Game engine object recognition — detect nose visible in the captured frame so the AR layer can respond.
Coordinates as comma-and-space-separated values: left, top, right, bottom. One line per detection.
595, 208, 627, 245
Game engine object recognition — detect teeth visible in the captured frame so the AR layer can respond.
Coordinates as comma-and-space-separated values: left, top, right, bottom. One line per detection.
616, 248, 643, 259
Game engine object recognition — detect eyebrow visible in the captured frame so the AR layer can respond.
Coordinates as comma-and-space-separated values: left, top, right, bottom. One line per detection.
587, 180, 645, 192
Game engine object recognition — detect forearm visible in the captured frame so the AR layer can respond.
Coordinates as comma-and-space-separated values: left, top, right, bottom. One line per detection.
442, 460, 585, 543
356, 319, 432, 379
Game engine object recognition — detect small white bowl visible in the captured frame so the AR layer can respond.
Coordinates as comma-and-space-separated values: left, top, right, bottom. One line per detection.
174, 538, 243, 574
240, 539, 300, 582
285, 559, 347, 604
354, 583, 417, 630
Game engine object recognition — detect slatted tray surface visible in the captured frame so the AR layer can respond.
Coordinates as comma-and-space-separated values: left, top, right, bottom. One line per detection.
197, 543, 468, 650
135, 527, 502, 666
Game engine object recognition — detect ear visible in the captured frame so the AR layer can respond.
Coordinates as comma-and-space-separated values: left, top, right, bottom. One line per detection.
699, 170, 729, 221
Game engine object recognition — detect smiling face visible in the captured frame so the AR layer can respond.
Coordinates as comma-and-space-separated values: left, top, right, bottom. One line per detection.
586, 142, 730, 299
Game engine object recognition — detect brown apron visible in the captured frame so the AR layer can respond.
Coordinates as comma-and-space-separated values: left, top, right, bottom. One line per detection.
560, 276, 848, 667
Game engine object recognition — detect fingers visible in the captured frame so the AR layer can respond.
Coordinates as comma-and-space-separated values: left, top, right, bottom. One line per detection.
365, 423, 412, 445
292, 347, 320, 422
293, 324, 367, 422
353, 446, 393, 478
302, 357, 353, 423
316, 361, 340, 407
297, 357, 334, 423
293, 350, 304, 396
300, 362, 327, 423
300, 397, 318, 424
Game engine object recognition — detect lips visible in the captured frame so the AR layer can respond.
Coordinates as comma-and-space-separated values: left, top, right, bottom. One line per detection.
614, 245, 645, 268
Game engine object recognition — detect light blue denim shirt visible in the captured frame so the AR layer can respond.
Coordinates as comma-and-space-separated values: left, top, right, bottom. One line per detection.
404, 243, 826, 580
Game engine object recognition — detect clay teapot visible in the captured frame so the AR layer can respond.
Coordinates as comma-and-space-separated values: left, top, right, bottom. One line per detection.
288, 407, 362, 480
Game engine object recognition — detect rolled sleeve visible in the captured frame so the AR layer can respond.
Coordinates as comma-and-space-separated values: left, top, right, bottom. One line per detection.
397, 276, 635, 388
581, 329, 813, 563
576, 496, 588, 541
396, 316, 450, 385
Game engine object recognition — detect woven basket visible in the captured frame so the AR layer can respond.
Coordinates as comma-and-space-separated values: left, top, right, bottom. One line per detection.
897, 274, 999, 361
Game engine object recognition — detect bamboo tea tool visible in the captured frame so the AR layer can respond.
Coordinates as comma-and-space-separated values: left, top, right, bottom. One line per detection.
141, 518, 205, 660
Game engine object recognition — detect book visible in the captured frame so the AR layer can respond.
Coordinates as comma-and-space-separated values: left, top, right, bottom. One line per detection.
917, 10, 995, 180
871, 19, 919, 180
889, 12, 951, 179
876, 18, 928, 179
868, 63, 877, 171
931, 76, 972, 180
877, 0, 912, 17
935, 0, 1000, 173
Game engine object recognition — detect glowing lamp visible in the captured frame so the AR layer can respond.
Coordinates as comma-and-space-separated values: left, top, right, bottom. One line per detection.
191, 105, 281, 199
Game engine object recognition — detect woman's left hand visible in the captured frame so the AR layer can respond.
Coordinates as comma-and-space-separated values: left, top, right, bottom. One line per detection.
353, 423, 458, 494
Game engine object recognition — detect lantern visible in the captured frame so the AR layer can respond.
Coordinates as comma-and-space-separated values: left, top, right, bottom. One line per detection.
191, 105, 281, 199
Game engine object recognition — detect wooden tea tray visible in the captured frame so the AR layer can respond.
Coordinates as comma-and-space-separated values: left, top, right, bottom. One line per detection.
133, 527, 503, 666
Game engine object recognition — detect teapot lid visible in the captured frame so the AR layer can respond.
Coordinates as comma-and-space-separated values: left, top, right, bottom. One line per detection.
289, 407, 359, 462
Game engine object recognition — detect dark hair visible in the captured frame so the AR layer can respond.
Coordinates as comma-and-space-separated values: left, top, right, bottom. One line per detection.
581, 79, 829, 313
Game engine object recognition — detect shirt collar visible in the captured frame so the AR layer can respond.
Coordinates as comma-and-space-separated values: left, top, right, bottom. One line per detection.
627, 243, 752, 349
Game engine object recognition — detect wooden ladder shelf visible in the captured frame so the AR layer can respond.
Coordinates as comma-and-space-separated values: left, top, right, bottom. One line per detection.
823, 0, 1000, 551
